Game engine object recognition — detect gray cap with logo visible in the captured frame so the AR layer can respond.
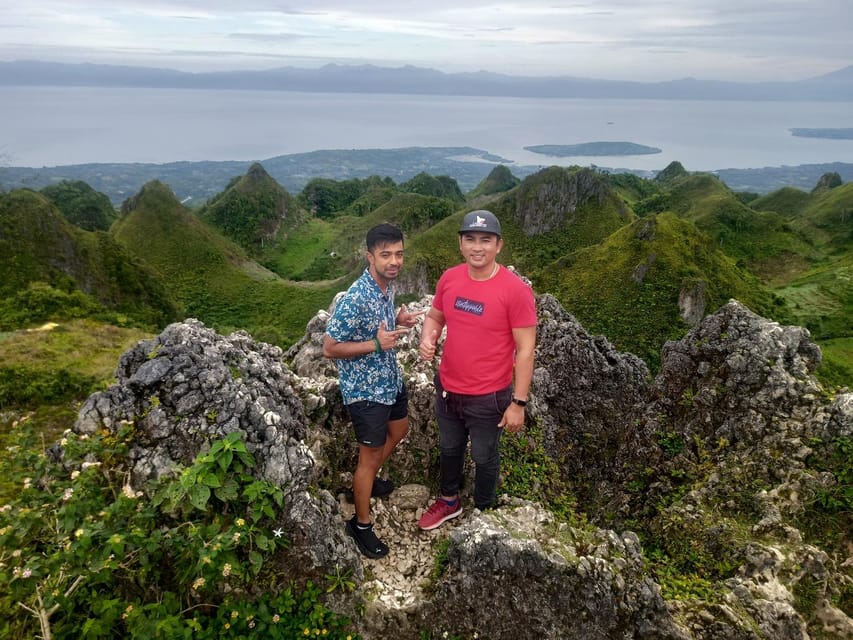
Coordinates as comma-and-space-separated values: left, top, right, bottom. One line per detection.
459, 209, 502, 236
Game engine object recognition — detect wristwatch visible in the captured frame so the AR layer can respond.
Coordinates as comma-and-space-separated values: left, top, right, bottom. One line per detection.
511, 397, 527, 407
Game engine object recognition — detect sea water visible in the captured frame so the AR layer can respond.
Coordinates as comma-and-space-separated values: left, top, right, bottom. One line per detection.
2, 86, 852, 171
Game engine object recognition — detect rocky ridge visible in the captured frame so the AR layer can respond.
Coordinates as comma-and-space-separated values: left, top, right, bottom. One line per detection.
70, 291, 851, 639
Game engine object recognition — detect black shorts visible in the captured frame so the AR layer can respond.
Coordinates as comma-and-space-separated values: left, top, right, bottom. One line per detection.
347, 385, 409, 448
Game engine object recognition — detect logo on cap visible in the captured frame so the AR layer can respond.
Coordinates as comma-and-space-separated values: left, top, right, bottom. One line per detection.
469, 215, 488, 229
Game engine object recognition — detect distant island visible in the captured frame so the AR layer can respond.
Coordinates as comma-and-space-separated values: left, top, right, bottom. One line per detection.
524, 142, 662, 157
789, 128, 853, 140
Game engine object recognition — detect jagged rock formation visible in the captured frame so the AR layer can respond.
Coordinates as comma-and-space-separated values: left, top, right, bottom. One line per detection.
811, 171, 843, 193
417, 498, 687, 640
510, 166, 631, 235
70, 292, 852, 639
74, 319, 362, 583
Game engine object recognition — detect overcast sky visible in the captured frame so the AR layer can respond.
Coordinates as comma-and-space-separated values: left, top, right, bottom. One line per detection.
1, 1, 850, 82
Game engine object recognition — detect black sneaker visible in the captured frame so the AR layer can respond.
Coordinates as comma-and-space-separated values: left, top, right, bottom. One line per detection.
371, 477, 395, 498
342, 477, 395, 503
345, 516, 389, 559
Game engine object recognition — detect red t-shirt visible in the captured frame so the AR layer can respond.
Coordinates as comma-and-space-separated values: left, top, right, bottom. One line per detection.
433, 263, 537, 395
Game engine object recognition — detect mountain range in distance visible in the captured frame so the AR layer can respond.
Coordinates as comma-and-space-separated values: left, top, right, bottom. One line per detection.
1, 59, 852, 101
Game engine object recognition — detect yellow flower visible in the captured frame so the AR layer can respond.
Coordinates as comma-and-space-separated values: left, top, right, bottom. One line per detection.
231, 610, 239, 619
236, 518, 245, 527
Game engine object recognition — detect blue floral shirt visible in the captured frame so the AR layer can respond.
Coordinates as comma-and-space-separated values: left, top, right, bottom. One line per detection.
326, 268, 402, 405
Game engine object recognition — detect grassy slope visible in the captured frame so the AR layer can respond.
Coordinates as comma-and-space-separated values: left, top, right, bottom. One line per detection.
751, 186, 812, 218
0, 189, 178, 330
0, 320, 150, 410
267, 191, 460, 282
534, 212, 778, 369
110, 181, 340, 346
770, 184, 853, 387
665, 174, 814, 277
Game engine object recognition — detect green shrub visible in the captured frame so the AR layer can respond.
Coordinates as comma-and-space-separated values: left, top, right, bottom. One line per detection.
0, 365, 97, 408
0, 421, 358, 639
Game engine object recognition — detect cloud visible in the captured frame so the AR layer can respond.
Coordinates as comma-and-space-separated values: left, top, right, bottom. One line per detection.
0, 1, 849, 81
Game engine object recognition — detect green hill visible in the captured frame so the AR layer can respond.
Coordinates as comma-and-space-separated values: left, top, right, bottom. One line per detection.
199, 162, 304, 253
400, 172, 465, 203
265, 191, 458, 282
494, 166, 635, 269
534, 212, 779, 368
3, 162, 849, 387
0, 189, 178, 330
401, 166, 636, 288
41, 180, 117, 231
467, 164, 521, 199
663, 173, 813, 277
796, 181, 853, 251
111, 180, 340, 346
751, 186, 812, 218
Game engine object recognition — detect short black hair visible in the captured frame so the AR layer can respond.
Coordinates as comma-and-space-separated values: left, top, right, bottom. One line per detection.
366, 223, 404, 252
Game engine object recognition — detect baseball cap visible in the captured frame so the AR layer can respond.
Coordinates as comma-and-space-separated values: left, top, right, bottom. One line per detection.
459, 210, 501, 236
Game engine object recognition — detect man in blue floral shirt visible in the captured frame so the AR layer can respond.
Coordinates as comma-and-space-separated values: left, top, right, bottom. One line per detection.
323, 223, 422, 558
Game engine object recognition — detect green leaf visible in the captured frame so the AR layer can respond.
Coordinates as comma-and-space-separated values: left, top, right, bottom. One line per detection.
217, 448, 233, 472
189, 483, 211, 511
213, 478, 239, 502
255, 533, 271, 551
200, 471, 222, 488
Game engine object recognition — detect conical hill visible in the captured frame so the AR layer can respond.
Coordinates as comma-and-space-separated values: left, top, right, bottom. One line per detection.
200, 163, 304, 253
0, 188, 177, 330
111, 180, 339, 346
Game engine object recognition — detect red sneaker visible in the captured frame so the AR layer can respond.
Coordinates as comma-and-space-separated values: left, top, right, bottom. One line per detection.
418, 498, 462, 530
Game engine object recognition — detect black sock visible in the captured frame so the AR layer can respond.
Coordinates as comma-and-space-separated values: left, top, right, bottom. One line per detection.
355, 521, 372, 531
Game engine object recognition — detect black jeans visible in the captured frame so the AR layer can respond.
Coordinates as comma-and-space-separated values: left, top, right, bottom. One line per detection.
435, 375, 512, 510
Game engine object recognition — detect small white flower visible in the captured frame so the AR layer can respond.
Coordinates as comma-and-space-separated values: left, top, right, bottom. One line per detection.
62, 488, 74, 501
273, 528, 284, 538
70, 470, 80, 480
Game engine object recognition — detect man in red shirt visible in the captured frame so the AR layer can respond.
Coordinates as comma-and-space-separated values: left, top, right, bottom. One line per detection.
418, 210, 537, 530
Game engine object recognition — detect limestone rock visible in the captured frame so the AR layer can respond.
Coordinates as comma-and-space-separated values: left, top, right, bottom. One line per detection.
73, 318, 362, 583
